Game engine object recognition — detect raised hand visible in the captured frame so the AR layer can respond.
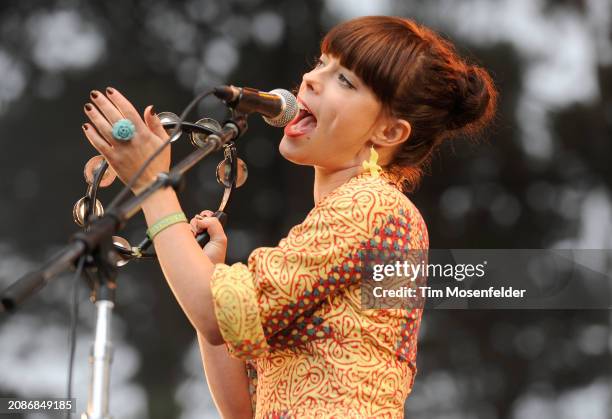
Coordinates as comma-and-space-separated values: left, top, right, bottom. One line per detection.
82, 87, 171, 193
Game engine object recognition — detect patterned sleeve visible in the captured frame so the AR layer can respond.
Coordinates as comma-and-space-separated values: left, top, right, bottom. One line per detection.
210, 176, 428, 360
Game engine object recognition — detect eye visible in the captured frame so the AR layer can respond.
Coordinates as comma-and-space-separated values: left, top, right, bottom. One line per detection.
338, 73, 355, 89
314, 58, 325, 69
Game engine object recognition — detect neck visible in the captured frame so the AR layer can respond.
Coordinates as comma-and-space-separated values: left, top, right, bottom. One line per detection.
313, 165, 363, 204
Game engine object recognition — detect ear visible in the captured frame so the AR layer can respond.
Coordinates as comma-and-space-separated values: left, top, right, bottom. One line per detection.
371, 117, 411, 148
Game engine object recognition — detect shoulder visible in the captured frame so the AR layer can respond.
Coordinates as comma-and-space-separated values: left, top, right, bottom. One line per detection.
355, 174, 429, 250
298, 174, 429, 249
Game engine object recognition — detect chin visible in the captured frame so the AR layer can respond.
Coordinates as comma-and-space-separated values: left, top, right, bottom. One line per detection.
279, 135, 312, 166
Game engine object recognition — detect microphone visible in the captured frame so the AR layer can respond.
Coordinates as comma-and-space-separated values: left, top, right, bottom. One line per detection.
213, 86, 298, 127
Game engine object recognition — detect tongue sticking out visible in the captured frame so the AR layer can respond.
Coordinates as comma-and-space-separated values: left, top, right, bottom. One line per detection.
284, 112, 317, 137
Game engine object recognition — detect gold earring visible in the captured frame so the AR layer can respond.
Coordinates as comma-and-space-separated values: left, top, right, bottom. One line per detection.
362, 145, 382, 178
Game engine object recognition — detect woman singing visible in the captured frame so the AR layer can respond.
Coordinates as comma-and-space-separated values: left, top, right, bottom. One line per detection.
81, 16, 497, 419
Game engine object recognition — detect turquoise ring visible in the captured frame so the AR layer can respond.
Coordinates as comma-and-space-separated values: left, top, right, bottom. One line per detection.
112, 119, 136, 141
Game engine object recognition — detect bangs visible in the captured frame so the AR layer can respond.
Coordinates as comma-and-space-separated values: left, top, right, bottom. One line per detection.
321, 16, 426, 106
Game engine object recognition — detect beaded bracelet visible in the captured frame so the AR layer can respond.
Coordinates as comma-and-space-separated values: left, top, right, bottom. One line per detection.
146, 212, 188, 240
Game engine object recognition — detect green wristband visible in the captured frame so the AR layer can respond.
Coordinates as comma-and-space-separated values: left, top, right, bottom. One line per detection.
147, 212, 188, 240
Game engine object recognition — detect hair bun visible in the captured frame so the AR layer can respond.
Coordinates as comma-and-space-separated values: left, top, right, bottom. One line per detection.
448, 65, 495, 132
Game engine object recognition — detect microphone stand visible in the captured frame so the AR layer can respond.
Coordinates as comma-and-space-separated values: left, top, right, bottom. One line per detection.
0, 115, 247, 419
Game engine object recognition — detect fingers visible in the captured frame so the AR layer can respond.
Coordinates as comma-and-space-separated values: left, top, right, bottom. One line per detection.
84, 103, 116, 145
89, 90, 124, 125
193, 216, 227, 244
189, 210, 219, 235
105, 87, 147, 131
82, 123, 112, 154
84, 88, 155, 148
189, 215, 200, 235
144, 105, 170, 140
190, 211, 214, 232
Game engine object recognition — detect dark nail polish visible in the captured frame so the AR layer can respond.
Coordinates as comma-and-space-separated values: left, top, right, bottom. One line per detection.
82, 124, 88, 131
84, 103, 92, 111
149, 106, 155, 116
106, 87, 114, 95
90, 90, 98, 99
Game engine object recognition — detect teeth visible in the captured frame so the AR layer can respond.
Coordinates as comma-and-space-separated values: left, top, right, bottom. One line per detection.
298, 102, 306, 111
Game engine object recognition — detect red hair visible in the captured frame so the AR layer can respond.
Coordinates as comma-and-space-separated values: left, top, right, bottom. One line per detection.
322, 16, 498, 191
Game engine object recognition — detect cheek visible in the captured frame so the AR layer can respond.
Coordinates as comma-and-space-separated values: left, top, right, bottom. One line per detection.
323, 101, 377, 142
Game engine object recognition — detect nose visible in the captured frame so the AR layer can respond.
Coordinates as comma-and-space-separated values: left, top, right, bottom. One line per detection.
302, 68, 321, 95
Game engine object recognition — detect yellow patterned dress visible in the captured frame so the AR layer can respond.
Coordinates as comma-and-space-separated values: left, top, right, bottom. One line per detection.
210, 171, 429, 418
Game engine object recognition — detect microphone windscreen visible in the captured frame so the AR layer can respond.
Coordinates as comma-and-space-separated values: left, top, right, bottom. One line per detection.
263, 89, 298, 127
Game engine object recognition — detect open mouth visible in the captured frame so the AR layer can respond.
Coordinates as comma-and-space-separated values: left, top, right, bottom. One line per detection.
284, 101, 317, 138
